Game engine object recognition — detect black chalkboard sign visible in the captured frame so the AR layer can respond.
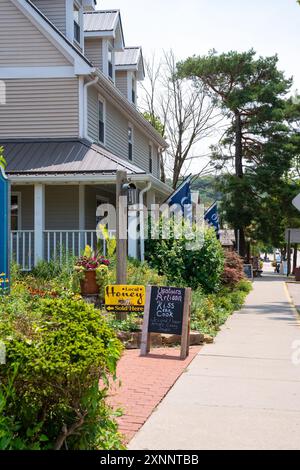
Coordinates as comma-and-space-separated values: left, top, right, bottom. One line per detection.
243, 264, 253, 279
141, 286, 192, 360
148, 286, 186, 335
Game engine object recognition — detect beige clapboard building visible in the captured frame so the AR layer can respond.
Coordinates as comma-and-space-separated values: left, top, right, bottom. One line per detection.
0, 0, 170, 269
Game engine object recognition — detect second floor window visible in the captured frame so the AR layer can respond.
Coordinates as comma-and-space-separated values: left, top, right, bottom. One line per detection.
128, 127, 133, 161
99, 100, 105, 144
73, 3, 81, 43
108, 48, 114, 80
149, 144, 153, 173
132, 77, 136, 104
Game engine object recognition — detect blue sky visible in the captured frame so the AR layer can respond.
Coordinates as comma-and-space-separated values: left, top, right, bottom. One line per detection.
99, 0, 300, 90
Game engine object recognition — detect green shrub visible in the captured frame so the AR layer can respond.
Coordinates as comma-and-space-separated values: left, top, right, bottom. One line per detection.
146, 225, 224, 293
107, 258, 167, 287
0, 296, 123, 450
221, 250, 245, 288
190, 279, 252, 336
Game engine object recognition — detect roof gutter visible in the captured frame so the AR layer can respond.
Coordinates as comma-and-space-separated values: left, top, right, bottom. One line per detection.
8, 173, 172, 196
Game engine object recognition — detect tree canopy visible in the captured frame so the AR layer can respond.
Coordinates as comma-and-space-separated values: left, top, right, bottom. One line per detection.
178, 50, 300, 254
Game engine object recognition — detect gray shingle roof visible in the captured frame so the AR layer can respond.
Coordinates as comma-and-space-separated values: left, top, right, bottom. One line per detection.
115, 47, 140, 67
2, 139, 145, 176
84, 10, 119, 32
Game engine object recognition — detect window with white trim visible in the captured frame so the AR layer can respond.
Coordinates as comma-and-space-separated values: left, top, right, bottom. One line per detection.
132, 76, 136, 104
149, 144, 153, 173
98, 99, 105, 144
128, 126, 133, 161
11, 193, 21, 231
73, 2, 81, 44
108, 46, 114, 81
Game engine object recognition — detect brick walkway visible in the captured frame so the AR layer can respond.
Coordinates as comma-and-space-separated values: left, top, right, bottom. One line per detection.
108, 346, 201, 444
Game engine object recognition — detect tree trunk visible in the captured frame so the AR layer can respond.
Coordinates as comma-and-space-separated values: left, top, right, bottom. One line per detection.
234, 111, 246, 257
235, 111, 243, 178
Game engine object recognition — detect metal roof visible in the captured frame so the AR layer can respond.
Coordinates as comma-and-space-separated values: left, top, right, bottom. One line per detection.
1, 139, 145, 176
84, 10, 119, 32
115, 47, 140, 67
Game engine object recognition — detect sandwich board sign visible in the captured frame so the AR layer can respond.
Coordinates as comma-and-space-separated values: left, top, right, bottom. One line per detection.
105, 285, 145, 313
140, 286, 192, 360
243, 264, 253, 280
0, 166, 10, 292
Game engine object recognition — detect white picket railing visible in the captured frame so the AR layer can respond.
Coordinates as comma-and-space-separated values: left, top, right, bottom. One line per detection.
10, 230, 116, 270
10, 231, 34, 271
44, 230, 116, 263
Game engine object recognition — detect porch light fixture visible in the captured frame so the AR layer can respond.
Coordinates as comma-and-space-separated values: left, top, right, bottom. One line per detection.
121, 182, 138, 206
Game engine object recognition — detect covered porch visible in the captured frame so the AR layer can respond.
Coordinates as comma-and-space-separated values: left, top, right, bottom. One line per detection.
3, 138, 171, 270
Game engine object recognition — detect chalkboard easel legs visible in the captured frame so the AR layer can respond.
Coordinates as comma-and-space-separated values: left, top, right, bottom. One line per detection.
180, 288, 191, 360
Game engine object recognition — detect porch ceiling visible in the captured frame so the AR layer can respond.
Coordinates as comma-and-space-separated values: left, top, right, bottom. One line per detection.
1, 138, 145, 176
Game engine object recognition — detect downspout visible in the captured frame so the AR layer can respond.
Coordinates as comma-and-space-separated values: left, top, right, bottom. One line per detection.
83, 76, 99, 139
139, 182, 152, 262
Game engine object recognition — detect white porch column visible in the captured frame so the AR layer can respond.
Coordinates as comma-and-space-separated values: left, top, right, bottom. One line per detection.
79, 185, 85, 230
128, 208, 139, 259
34, 183, 45, 265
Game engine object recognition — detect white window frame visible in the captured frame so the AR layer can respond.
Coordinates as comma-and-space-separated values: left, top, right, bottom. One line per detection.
128, 123, 134, 161
131, 75, 137, 104
98, 94, 106, 146
107, 43, 115, 82
73, 0, 83, 47
149, 142, 153, 174
11, 192, 22, 231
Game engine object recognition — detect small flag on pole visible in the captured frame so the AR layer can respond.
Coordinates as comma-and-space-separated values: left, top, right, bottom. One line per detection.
204, 202, 220, 238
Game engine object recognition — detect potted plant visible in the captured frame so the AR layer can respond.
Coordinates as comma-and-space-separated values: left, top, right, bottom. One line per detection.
74, 245, 110, 296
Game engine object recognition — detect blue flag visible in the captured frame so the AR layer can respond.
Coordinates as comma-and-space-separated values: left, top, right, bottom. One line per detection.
167, 175, 192, 212
204, 202, 220, 238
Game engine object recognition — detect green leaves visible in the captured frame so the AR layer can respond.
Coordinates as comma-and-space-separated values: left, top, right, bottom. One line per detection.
0, 294, 123, 450
146, 223, 225, 293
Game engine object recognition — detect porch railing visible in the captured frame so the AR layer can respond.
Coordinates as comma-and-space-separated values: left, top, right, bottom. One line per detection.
11, 230, 116, 271
10, 231, 34, 271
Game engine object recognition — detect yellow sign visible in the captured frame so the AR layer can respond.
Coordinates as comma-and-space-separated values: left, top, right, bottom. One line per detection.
105, 285, 146, 313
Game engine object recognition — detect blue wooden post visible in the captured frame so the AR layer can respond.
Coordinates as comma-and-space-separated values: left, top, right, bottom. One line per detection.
0, 166, 10, 293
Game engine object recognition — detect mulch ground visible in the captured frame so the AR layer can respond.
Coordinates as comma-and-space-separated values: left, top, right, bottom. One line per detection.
108, 346, 201, 444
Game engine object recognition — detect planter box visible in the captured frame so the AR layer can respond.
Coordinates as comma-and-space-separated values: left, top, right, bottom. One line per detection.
80, 270, 99, 296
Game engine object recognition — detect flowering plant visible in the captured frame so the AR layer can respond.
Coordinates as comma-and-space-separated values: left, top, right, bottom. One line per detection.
74, 246, 110, 271
0, 272, 9, 294
75, 255, 110, 271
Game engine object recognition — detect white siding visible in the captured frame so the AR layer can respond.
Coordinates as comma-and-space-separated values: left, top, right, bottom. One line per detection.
84, 38, 103, 69
0, 78, 79, 138
115, 71, 128, 98
31, 0, 66, 35
105, 100, 128, 160
87, 85, 99, 142
0, 0, 70, 66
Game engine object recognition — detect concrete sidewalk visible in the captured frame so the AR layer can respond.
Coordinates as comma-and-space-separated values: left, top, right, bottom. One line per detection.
129, 275, 300, 450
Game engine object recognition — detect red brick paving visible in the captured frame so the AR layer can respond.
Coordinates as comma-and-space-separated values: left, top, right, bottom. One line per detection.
108, 346, 201, 444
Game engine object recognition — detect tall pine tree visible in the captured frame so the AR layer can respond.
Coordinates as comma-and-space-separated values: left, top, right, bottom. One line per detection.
178, 50, 300, 256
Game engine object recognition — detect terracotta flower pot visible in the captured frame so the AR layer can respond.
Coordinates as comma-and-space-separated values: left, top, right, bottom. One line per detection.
80, 270, 99, 296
